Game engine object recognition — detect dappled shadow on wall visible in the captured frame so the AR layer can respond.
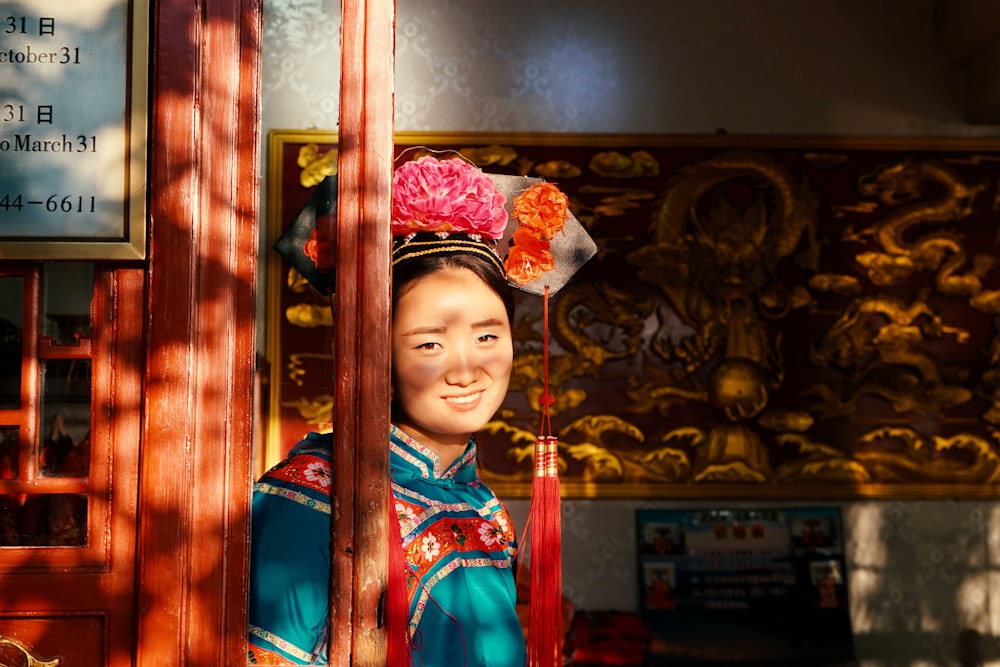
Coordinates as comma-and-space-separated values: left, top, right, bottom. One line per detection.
847, 502, 999, 666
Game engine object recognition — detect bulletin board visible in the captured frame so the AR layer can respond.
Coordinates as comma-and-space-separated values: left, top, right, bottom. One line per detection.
636, 507, 854, 665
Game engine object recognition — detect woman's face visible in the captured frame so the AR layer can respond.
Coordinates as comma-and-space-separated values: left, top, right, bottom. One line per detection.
391, 267, 513, 453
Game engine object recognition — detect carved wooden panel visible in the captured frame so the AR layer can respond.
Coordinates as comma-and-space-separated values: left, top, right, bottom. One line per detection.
267, 131, 1000, 499
0, 616, 104, 667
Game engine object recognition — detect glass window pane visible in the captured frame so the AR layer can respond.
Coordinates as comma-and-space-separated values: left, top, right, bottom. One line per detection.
0, 276, 24, 410
2, 493, 87, 546
0, 426, 17, 479
42, 262, 94, 344
0, 495, 18, 546
38, 361, 91, 478
38, 263, 93, 481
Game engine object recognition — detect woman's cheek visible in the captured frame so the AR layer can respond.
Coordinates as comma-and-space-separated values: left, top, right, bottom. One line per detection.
487, 346, 514, 382
395, 357, 443, 394
487, 356, 513, 402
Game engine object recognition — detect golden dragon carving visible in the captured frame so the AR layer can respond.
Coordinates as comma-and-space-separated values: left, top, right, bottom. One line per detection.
508, 280, 654, 415
623, 150, 821, 482
850, 157, 994, 302
802, 157, 1000, 479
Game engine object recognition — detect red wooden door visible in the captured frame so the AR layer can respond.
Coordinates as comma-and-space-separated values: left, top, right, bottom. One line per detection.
0, 0, 261, 663
0, 263, 142, 667
2, 0, 260, 662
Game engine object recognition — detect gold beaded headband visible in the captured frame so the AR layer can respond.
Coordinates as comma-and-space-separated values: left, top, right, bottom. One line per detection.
389, 237, 507, 276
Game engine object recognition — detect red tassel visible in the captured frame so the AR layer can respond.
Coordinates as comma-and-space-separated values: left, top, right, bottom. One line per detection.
528, 287, 563, 667
387, 493, 413, 667
529, 436, 562, 667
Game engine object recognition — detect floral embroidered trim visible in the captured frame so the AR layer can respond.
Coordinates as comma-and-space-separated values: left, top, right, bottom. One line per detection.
264, 452, 332, 494
399, 513, 517, 576
408, 555, 516, 634
254, 482, 331, 514
303, 460, 331, 488
391, 485, 501, 526
249, 625, 315, 663
390, 425, 476, 479
247, 646, 290, 665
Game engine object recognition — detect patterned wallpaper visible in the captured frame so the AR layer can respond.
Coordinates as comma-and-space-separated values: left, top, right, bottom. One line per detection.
260, 1, 1000, 664
262, 0, 1000, 135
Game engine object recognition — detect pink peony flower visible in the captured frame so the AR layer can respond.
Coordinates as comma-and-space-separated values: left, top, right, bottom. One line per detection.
392, 157, 508, 239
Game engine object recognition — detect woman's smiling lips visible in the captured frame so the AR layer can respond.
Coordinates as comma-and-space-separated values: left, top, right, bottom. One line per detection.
443, 390, 485, 410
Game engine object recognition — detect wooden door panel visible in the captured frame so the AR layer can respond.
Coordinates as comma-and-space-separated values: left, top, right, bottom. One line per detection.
0, 615, 104, 667
0, 267, 141, 667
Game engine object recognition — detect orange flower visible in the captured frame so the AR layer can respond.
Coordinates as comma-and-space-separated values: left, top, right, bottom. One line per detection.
504, 227, 555, 285
303, 229, 320, 266
513, 183, 568, 239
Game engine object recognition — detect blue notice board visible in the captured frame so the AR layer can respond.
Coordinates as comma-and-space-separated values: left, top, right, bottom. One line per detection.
636, 507, 854, 665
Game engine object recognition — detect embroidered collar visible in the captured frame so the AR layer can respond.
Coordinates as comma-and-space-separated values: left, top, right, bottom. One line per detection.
389, 424, 478, 482
288, 431, 333, 458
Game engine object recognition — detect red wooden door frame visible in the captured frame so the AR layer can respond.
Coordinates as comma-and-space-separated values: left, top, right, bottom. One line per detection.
138, 0, 395, 663
135, 0, 260, 664
329, 1, 395, 663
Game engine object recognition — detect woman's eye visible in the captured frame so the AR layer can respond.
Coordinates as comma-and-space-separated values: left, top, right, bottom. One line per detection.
416, 341, 441, 350
478, 333, 499, 343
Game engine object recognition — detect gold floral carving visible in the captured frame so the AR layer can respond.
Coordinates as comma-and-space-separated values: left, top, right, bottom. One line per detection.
296, 143, 337, 187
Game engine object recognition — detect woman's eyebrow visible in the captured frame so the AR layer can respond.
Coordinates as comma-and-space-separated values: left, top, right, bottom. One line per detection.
472, 318, 505, 329
400, 325, 446, 336
400, 318, 505, 337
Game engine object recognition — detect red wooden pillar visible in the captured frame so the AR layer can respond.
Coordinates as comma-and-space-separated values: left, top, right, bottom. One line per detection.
135, 0, 260, 665
330, 0, 395, 664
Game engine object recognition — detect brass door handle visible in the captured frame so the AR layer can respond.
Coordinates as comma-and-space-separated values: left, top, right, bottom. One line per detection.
0, 636, 60, 667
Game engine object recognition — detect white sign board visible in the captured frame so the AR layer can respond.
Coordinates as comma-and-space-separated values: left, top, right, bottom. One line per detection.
0, 0, 147, 259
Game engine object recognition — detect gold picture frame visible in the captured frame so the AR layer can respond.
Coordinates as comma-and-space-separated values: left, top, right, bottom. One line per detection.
266, 129, 1000, 499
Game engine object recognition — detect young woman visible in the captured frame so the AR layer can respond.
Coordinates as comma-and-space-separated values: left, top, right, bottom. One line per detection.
248, 156, 581, 666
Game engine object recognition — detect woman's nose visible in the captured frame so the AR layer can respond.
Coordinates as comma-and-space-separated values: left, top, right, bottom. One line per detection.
445, 347, 479, 385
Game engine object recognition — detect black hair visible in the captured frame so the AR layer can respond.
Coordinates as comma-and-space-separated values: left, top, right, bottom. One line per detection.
391, 245, 515, 325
